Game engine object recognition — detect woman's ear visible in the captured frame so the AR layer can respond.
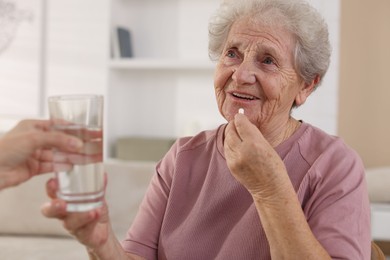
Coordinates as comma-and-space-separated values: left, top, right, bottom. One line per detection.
294, 75, 320, 106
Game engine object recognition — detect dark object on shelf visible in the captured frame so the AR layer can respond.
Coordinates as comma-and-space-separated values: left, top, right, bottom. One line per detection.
117, 26, 133, 58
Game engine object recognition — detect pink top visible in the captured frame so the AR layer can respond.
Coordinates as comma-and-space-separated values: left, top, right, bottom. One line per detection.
122, 122, 371, 260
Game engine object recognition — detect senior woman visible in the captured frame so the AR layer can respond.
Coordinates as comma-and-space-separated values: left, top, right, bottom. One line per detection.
42, 0, 371, 259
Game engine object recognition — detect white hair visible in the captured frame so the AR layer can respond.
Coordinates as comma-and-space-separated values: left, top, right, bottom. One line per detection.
208, 0, 331, 88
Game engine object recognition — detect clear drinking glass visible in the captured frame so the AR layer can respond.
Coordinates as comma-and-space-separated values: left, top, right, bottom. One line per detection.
48, 94, 104, 212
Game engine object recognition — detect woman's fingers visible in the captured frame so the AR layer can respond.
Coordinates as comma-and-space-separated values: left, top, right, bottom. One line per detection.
234, 113, 264, 142
63, 210, 100, 234
45, 177, 58, 199
41, 198, 100, 227
41, 199, 67, 219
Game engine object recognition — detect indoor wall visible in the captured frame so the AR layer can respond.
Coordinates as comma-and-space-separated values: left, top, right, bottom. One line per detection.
339, 0, 390, 168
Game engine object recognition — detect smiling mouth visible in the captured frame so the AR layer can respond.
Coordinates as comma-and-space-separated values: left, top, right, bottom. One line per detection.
232, 92, 257, 100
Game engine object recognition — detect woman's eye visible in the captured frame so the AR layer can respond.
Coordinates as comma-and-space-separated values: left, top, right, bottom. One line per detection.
263, 57, 274, 65
226, 50, 237, 58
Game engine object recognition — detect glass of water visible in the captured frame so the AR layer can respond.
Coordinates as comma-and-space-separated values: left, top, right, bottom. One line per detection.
48, 94, 104, 212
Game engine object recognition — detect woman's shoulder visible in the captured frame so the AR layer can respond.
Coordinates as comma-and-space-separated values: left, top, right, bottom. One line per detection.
298, 122, 362, 165
299, 122, 347, 148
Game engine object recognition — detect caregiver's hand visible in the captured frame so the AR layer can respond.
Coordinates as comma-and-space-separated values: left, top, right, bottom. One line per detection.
0, 119, 83, 190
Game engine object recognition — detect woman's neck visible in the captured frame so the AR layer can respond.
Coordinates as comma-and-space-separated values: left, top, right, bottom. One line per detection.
261, 117, 301, 148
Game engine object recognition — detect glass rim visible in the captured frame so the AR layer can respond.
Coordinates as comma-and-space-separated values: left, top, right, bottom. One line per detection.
48, 94, 103, 102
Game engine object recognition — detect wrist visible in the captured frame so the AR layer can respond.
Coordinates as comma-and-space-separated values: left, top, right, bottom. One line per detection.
86, 226, 123, 260
250, 172, 294, 205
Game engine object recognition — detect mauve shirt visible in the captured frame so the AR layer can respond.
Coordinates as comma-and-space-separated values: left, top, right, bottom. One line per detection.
122, 122, 371, 260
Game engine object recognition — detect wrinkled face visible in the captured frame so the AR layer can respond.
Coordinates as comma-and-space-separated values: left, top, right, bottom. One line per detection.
214, 17, 311, 130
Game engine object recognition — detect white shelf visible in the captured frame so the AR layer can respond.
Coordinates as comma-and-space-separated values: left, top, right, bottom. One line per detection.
109, 58, 215, 71
106, 0, 222, 158
371, 203, 390, 240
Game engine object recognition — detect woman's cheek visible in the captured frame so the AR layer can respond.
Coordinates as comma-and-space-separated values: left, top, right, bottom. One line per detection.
214, 88, 224, 110
213, 69, 227, 103
214, 62, 237, 121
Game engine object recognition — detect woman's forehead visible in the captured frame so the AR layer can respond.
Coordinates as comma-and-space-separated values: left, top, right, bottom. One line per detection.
227, 17, 295, 54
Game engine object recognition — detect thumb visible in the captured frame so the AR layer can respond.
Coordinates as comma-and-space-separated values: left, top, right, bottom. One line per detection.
234, 113, 257, 141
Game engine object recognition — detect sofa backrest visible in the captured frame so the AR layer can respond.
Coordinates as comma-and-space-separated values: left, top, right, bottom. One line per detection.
365, 167, 390, 203
0, 159, 156, 240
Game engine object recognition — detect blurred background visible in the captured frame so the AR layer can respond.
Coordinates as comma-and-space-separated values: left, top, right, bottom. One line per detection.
0, 0, 390, 167
0, 0, 389, 166
1, 0, 388, 168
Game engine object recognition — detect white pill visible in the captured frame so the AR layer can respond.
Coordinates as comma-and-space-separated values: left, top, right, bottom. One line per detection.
238, 108, 244, 114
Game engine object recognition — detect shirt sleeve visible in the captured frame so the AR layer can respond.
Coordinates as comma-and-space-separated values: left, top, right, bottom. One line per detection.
302, 140, 371, 260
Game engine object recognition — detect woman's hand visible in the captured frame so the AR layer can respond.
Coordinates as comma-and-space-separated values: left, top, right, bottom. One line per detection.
0, 119, 83, 190
224, 113, 290, 201
41, 178, 142, 260
41, 177, 111, 249
225, 114, 331, 259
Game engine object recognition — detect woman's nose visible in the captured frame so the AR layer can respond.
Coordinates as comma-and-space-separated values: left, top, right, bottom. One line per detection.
232, 61, 256, 85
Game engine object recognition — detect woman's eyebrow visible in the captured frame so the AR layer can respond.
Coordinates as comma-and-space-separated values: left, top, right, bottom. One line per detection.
224, 39, 243, 49
255, 41, 289, 61
224, 38, 288, 62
